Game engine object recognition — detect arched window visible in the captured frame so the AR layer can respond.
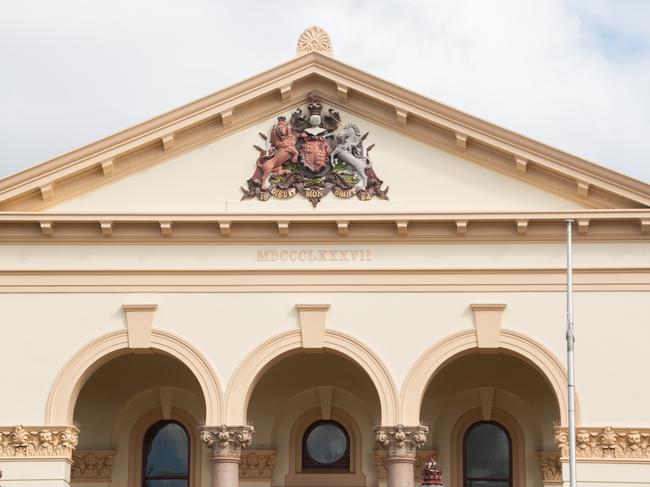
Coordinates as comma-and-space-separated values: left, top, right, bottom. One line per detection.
463, 421, 512, 487
302, 420, 350, 471
143, 420, 190, 486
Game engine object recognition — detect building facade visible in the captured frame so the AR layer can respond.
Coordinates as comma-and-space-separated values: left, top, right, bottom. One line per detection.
0, 28, 649, 487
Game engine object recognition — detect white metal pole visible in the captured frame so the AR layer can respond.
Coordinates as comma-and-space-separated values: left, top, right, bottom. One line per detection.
566, 219, 577, 487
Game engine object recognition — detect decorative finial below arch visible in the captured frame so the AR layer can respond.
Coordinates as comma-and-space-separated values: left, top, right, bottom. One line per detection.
297, 26, 333, 57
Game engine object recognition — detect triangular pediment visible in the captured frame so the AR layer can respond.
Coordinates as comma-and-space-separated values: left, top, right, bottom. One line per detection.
45, 107, 585, 213
0, 52, 648, 213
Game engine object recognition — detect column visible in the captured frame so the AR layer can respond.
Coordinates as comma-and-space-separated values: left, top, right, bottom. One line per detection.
201, 425, 254, 487
375, 424, 428, 487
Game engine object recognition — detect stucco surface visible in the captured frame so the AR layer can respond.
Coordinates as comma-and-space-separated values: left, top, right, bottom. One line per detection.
0, 289, 648, 427
48, 109, 584, 213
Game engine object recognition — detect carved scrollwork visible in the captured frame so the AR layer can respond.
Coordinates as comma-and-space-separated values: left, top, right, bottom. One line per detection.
554, 426, 650, 461
536, 451, 562, 483
239, 449, 277, 479
71, 450, 115, 481
0, 425, 78, 459
201, 425, 254, 459
374, 424, 428, 459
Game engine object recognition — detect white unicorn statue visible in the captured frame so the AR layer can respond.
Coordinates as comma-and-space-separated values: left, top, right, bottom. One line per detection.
330, 123, 375, 189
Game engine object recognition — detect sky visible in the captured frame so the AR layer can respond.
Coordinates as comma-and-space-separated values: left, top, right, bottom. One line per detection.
1, 0, 649, 183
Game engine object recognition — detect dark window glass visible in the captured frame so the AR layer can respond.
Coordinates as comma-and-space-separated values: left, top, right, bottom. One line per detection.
302, 420, 350, 470
143, 420, 189, 486
463, 421, 511, 487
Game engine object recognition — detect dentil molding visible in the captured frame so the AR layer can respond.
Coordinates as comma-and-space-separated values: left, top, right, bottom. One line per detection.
0, 425, 78, 459
555, 426, 650, 461
200, 425, 254, 459
374, 424, 428, 458
239, 449, 277, 479
71, 449, 115, 481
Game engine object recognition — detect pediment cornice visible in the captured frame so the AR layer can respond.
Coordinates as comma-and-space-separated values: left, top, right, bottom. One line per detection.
1, 52, 648, 210
0, 209, 648, 243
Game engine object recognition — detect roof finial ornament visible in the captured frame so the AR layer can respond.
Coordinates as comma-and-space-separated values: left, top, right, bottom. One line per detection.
296, 26, 333, 57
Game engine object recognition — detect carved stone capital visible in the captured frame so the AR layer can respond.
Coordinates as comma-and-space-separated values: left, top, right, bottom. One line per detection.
374, 424, 428, 460
71, 450, 115, 481
554, 425, 650, 461
536, 451, 562, 483
239, 449, 277, 479
0, 425, 79, 459
201, 425, 254, 460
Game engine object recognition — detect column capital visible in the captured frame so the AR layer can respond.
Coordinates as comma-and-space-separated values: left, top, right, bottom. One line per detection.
200, 425, 254, 460
374, 424, 428, 459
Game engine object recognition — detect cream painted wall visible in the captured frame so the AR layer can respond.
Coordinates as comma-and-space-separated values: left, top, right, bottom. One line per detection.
48, 109, 584, 213
1, 242, 649, 270
0, 289, 648, 428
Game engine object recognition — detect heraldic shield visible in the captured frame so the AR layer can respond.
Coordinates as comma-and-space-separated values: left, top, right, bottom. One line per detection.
242, 93, 389, 207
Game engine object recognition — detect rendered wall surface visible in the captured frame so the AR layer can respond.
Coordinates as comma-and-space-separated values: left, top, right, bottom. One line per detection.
48, 109, 584, 213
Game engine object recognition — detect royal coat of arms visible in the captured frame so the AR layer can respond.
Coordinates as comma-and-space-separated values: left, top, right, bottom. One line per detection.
241, 94, 389, 207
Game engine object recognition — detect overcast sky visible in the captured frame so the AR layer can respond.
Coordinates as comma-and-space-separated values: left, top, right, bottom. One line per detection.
1, 0, 649, 182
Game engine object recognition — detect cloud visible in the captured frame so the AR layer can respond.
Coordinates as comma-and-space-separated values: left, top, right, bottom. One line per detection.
0, 0, 648, 182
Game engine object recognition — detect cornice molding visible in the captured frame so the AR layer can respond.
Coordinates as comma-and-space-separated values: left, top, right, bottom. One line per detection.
0, 268, 648, 293
0, 210, 648, 243
0, 53, 647, 211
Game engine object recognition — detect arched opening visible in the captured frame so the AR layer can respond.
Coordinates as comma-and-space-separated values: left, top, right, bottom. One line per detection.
420, 352, 560, 487
71, 353, 206, 485
245, 351, 381, 487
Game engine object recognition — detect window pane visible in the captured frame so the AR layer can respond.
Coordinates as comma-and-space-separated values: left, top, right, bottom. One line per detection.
145, 422, 189, 476
465, 423, 510, 479
305, 423, 348, 464
145, 480, 189, 487
466, 481, 510, 487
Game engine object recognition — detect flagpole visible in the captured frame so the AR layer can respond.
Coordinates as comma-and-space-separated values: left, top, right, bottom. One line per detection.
566, 219, 577, 487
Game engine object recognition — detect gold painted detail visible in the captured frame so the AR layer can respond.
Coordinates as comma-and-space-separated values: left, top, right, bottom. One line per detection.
257, 248, 372, 262
536, 452, 562, 483
270, 187, 296, 199
374, 450, 438, 479
201, 425, 254, 459
374, 424, 428, 458
71, 449, 115, 481
296, 26, 332, 56
0, 425, 78, 459
555, 426, 650, 461
240, 449, 277, 479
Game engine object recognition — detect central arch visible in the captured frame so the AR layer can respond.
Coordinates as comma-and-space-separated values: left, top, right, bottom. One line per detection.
224, 329, 399, 425
46, 329, 224, 425
400, 329, 575, 426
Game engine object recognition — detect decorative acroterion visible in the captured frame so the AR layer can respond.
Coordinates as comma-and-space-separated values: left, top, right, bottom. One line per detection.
297, 26, 333, 57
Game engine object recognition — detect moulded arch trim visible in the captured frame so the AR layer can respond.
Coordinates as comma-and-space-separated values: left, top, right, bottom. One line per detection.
224, 329, 399, 425
400, 329, 575, 427
45, 329, 224, 426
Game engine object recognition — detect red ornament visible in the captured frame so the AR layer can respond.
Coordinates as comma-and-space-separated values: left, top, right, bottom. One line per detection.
422, 455, 443, 486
